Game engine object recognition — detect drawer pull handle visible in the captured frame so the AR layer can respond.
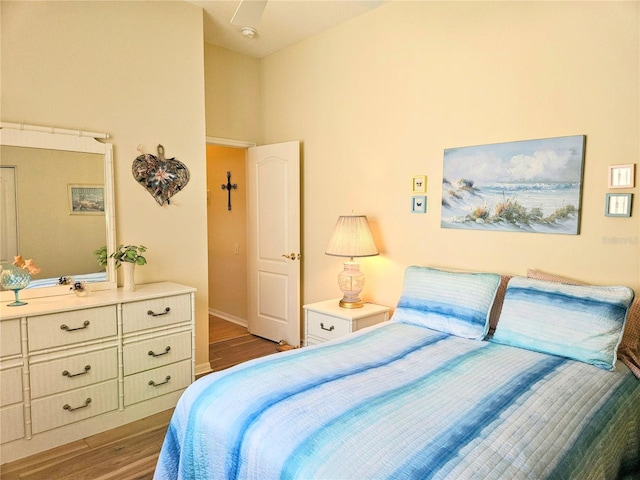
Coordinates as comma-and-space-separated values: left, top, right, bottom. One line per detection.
62, 365, 91, 377
60, 320, 90, 332
63, 397, 92, 412
147, 307, 171, 317
149, 375, 171, 387
148, 346, 171, 357
320, 322, 335, 332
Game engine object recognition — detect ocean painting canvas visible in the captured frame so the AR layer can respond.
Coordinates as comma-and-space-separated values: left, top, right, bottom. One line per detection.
441, 135, 585, 235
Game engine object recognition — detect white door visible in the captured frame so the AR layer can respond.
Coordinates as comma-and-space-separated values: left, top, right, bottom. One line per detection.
247, 141, 301, 345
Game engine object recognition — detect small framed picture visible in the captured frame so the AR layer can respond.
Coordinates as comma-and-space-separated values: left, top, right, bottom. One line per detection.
412, 175, 427, 193
605, 193, 632, 217
411, 196, 427, 214
608, 164, 635, 188
68, 184, 105, 215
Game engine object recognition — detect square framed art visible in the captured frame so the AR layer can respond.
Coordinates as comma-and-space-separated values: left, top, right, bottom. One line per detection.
605, 193, 632, 217
608, 164, 635, 189
412, 175, 427, 193
411, 196, 427, 214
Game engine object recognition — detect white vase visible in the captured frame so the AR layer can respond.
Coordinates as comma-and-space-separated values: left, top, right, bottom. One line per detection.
122, 262, 136, 292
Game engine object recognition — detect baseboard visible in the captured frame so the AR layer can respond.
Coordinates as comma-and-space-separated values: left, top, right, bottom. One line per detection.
208, 308, 248, 328
195, 361, 213, 377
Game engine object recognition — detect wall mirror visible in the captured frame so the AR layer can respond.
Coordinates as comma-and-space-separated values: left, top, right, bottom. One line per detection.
0, 123, 116, 300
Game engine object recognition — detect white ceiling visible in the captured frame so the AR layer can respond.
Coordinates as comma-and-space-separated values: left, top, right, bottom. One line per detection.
186, 0, 387, 58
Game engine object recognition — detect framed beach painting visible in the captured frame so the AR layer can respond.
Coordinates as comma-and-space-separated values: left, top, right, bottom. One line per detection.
441, 135, 585, 234
68, 184, 105, 215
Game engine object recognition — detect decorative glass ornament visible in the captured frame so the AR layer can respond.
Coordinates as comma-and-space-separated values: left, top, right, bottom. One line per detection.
1, 265, 31, 306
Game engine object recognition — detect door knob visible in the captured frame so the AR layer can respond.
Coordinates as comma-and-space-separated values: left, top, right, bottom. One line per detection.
281, 253, 301, 260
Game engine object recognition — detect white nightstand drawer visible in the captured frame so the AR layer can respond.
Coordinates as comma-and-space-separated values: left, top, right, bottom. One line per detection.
307, 311, 351, 341
304, 300, 390, 346
123, 331, 191, 376
124, 358, 191, 406
1, 403, 24, 443
27, 306, 117, 351
0, 367, 23, 406
123, 294, 191, 333
30, 347, 118, 399
31, 380, 118, 434
1, 319, 21, 357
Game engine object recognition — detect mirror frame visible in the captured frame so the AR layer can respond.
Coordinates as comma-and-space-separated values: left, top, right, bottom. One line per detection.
0, 122, 116, 300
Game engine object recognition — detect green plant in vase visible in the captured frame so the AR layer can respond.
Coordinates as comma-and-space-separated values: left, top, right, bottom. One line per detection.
109, 245, 148, 267
109, 245, 147, 291
93, 245, 109, 269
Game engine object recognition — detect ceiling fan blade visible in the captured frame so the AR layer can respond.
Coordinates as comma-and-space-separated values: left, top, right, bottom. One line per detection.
230, 0, 267, 27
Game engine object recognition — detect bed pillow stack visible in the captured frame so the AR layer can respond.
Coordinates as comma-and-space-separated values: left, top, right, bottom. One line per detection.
491, 276, 634, 371
391, 266, 500, 340
526, 269, 640, 378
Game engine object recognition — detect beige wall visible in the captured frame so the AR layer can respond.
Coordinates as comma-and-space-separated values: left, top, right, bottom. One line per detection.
206, 145, 247, 322
260, 1, 640, 309
205, 44, 261, 141
1, 1, 210, 373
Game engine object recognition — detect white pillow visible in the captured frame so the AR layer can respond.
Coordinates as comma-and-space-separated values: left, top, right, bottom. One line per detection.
491, 276, 634, 370
391, 266, 501, 340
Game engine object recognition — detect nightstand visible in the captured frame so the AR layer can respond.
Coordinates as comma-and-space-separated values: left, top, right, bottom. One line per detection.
303, 299, 391, 346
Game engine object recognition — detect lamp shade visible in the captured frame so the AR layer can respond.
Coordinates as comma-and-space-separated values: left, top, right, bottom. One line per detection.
325, 215, 379, 258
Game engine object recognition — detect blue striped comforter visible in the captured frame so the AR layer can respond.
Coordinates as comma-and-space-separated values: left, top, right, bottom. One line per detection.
154, 323, 640, 480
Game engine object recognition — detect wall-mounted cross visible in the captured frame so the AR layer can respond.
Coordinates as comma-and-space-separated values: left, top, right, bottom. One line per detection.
221, 171, 238, 211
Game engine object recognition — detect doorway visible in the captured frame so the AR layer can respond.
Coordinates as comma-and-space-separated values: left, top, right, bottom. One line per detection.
206, 139, 301, 347
206, 144, 249, 326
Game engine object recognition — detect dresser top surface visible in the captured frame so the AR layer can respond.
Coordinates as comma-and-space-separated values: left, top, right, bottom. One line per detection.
0, 282, 196, 320
303, 299, 390, 319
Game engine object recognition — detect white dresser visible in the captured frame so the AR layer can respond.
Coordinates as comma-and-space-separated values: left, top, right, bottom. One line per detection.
0, 282, 195, 464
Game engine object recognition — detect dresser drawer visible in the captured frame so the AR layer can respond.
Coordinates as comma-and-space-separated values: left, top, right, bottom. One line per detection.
30, 347, 118, 399
1, 403, 24, 443
31, 380, 118, 434
124, 359, 191, 406
28, 306, 117, 351
122, 295, 191, 333
1, 319, 21, 357
123, 331, 191, 376
0, 367, 22, 406
307, 311, 351, 341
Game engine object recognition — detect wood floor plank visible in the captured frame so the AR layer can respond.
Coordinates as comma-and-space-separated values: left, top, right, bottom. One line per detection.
18, 425, 167, 480
210, 335, 278, 372
92, 456, 157, 480
0, 439, 90, 479
84, 409, 173, 449
209, 315, 248, 343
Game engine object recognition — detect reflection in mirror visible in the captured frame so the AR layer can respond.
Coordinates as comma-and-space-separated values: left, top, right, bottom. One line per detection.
0, 123, 116, 300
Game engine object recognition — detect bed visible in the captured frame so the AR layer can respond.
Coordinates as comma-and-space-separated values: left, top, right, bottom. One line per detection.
26, 271, 107, 288
154, 267, 640, 480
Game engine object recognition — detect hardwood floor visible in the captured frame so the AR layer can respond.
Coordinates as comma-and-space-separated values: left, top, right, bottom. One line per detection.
0, 316, 278, 479
0, 410, 173, 480
210, 316, 279, 372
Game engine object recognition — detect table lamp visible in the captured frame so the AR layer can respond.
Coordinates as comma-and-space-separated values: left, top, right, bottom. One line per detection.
325, 215, 379, 308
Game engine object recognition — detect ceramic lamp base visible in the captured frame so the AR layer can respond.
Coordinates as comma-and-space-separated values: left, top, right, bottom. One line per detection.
337, 260, 365, 308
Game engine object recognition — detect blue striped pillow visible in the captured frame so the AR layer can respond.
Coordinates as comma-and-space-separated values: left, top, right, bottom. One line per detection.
391, 266, 501, 339
491, 277, 635, 371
